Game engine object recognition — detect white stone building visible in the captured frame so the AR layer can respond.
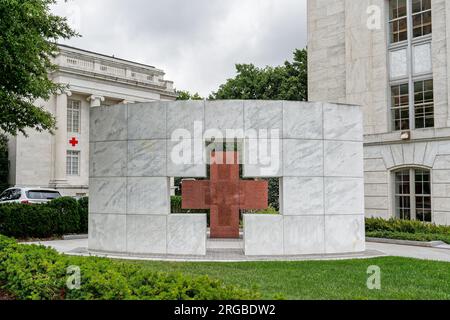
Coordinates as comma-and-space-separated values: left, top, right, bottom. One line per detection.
7, 44, 176, 196
308, 0, 450, 225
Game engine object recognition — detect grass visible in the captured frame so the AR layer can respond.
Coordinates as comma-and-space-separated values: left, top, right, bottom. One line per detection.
130, 257, 450, 300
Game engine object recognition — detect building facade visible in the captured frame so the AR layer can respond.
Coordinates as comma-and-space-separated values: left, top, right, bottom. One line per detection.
308, 0, 450, 225
8, 45, 177, 196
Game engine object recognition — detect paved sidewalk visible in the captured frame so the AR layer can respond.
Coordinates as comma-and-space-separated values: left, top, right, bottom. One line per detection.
24, 238, 450, 262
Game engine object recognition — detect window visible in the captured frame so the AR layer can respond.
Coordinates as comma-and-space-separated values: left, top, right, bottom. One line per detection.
412, 0, 432, 38
414, 79, 434, 128
66, 150, 80, 176
388, 0, 433, 131
389, 0, 408, 43
391, 83, 410, 131
394, 168, 431, 222
67, 100, 81, 133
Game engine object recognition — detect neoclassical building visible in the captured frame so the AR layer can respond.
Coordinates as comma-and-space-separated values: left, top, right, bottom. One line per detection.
308, 0, 450, 225
7, 44, 176, 196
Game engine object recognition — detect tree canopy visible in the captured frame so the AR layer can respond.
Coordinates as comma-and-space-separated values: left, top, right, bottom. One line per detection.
0, 0, 77, 136
210, 48, 307, 101
176, 90, 204, 101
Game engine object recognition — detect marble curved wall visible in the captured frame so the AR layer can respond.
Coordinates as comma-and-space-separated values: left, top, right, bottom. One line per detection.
89, 100, 365, 256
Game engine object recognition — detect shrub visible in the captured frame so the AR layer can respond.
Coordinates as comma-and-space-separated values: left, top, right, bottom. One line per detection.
0, 197, 88, 239
0, 235, 259, 300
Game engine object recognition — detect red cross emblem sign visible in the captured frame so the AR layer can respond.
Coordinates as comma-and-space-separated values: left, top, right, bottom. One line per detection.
69, 137, 79, 147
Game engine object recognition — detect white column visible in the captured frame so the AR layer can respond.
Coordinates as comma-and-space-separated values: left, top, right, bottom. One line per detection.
87, 95, 105, 107
52, 90, 72, 187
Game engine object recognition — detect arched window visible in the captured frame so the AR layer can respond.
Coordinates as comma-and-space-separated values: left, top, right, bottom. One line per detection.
394, 168, 431, 222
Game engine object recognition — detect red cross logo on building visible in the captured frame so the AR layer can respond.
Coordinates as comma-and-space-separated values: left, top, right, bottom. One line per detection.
69, 137, 79, 147
182, 151, 268, 239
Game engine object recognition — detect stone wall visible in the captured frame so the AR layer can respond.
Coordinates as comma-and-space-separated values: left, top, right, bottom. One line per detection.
89, 100, 365, 256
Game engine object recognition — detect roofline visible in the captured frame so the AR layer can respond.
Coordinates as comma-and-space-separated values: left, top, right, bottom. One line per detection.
57, 43, 163, 72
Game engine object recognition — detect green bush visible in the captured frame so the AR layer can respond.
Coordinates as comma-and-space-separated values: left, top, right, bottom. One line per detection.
0, 197, 88, 239
0, 235, 259, 300
366, 218, 450, 244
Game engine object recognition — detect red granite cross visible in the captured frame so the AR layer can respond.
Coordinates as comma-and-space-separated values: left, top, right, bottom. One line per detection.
182, 151, 268, 239
69, 137, 79, 147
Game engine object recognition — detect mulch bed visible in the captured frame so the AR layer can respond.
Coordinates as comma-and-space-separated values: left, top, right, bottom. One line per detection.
0, 289, 15, 300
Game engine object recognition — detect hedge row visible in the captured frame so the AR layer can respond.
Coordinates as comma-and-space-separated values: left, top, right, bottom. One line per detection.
366, 218, 450, 244
0, 197, 88, 239
0, 235, 259, 300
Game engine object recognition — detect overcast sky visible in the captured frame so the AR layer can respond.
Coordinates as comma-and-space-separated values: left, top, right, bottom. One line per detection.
51, 0, 307, 96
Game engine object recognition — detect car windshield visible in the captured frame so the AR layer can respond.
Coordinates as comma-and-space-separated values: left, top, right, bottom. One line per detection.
26, 190, 61, 200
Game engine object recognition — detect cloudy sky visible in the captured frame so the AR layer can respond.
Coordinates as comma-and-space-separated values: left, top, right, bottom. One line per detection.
51, 0, 307, 96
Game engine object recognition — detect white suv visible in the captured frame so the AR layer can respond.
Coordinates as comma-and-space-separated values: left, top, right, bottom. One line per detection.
0, 187, 62, 204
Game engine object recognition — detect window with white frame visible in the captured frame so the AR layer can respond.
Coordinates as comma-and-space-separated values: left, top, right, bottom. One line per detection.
67, 100, 81, 133
394, 168, 431, 222
388, 0, 433, 131
66, 150, 80, 176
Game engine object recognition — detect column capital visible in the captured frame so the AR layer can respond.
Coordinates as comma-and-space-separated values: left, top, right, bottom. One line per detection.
87, 95, 105, 103
121, 99, 135, 104
57, 89, 72, 97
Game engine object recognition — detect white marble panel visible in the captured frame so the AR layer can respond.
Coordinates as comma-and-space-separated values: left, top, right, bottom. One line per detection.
324, 177, 364, 215
283, 139, 323, 177
283, 102, 323, 139
323, 103, 363, 141
128, 140, 166, 177
244, 100, 283, 132
128, 102, 167, 140
167, 139, 207, 177
167, 214, 207, 255
91, 141, 127, 177
324, 141, 363, 177
205, 100, 244, 132
324, 215, 365, 254
413, 43, 432, 75
244, 214, 283, 256
127, 177, 170, 215
89, 214, 126, 253
283, 216, 325, 255
433, 170, 450, 183
389, 48, 408, 79
126, 215, 167, 254
90, 104, 127, 142
243, 139, 282, 177
167, 101, 204, 139
282, 177, 324, 215
89, 178, 126, 214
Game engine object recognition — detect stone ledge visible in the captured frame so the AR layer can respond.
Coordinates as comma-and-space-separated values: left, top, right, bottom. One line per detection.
366, 237, 446, 248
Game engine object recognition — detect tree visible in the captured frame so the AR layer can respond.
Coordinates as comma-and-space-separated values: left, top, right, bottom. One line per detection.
210, 48, 307, 101
176, 90, 204, 101
0, 0, 78, 136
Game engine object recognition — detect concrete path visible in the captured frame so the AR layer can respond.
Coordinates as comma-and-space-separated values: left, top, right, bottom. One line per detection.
23, 238, 450, 262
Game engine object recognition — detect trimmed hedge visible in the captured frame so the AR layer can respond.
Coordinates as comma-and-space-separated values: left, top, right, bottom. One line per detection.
0, 235, 259, 300
366, 218, 450, 244
0, 197, 88, 239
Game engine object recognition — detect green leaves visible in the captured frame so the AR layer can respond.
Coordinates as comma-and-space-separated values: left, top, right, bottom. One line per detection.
210, 48, 308, 101
0, 0, 78, 136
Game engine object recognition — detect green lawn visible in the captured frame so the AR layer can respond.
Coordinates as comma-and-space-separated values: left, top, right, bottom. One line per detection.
131, 257, 450, 300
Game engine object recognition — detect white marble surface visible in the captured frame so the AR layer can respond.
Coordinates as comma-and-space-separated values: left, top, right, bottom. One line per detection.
283, 101, 323, 139
128, 102, 167, 140
167, 214, 207, 255
89, 178, 126, 214
323, 103, 363, 141
128, 140, 166, 177
90, 104, 128, 142
324, 141, 363, 177
244, 215, 283, 256
324, 177, 364, 215
167, 139, 206, 177
205, 100, 244, 132
283, 139, 323, 177
283, 216, 325, 255
167, 101, 204, 138
324, 215, 365, 254
89, 214, 126, 253
91, 141, 127, 177
126, 215, 167, 254
282, 177, 324, 215
243, 139, 283, 177
127, 177, 170, 215
244, 100, 283, 132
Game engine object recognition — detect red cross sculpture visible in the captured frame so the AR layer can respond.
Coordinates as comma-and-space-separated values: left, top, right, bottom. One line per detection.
182, 151, 268, 239
69, 137, 79, 147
